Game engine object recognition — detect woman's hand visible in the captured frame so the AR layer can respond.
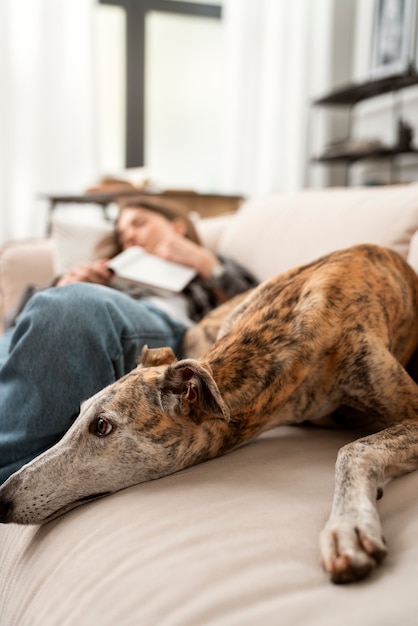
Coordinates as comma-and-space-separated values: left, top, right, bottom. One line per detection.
56, 259, 112, 287
152, 232, 221, 279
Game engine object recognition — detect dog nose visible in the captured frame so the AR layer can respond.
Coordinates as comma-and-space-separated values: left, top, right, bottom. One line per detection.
0, 497, 13, 523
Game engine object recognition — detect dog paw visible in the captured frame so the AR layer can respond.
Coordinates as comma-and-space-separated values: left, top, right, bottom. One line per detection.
319, 519, 387, 584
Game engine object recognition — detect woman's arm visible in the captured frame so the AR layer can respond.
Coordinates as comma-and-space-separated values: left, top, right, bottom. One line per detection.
151, 232, 222, 279
55, 259, 112, 287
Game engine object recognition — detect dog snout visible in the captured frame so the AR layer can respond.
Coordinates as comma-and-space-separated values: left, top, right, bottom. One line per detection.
0, 496, 13, 523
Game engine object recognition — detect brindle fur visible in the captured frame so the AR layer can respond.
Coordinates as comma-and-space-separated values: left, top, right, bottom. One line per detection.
1, 244, 418, 585
181, 290, 251, 358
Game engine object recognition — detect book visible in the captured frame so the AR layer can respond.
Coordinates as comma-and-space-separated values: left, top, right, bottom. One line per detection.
107, 246, 196, 296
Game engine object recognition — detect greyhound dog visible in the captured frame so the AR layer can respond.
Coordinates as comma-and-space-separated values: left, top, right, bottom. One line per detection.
1, 243, 418, 585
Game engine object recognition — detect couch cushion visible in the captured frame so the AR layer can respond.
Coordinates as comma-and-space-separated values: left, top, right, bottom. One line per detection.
218, 185, 418, 281
0, 239, 55, 330
2, 425, 418, 625
195, 213, 234, 250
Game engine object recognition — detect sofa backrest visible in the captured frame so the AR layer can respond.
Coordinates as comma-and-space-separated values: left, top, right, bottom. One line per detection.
3, 184, 418, 332
214, 185, 418, 281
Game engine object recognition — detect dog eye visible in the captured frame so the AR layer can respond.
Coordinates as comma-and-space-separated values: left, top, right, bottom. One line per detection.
90, 417, 113, 437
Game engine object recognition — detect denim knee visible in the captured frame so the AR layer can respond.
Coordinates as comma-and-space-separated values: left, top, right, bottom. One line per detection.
19, 283, 119, 337
24, 282, 109, 317
15, 283, 186, 363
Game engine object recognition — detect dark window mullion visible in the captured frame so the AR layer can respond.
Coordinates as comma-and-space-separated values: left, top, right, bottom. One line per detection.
126, 1, 146, 166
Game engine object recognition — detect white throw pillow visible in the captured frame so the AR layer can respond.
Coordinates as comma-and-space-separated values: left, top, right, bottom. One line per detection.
218, 185, 418, 281
51, 208, 115, 275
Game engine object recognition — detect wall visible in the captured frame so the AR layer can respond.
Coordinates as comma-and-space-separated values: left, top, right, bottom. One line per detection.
327, 0, 357, 187
308, 0, 356, 188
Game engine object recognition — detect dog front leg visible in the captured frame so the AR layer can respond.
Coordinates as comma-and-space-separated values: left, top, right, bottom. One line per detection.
320, 421, 418, 584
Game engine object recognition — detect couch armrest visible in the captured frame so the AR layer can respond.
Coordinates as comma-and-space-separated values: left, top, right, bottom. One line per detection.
0, 238, 55, 332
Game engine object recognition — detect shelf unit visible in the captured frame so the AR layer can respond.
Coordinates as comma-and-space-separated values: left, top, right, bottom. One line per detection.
311, 70, 418, 181
314, 146, 418, 165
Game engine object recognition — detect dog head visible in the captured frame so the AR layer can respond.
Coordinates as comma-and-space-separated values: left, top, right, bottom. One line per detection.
0, 347, 229, 525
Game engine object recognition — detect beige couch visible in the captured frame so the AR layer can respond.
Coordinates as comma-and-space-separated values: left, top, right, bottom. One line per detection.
2, 185, 418, 625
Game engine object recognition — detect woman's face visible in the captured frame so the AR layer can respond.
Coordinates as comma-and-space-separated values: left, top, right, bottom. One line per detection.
117, 207, 185, 252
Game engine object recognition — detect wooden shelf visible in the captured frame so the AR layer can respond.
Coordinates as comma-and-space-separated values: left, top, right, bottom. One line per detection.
313, 146, 418, 164
313, 71, 418, 106
310, 70, 418, 184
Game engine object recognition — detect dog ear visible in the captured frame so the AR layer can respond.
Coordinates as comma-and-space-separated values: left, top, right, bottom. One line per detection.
138, 345, 178, 368
157, 359, 230, 423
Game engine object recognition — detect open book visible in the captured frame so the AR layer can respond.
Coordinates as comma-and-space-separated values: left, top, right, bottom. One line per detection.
107, 246, 196, 296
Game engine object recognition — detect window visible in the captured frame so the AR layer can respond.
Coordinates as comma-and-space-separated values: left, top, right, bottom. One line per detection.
97, 0, 222, 190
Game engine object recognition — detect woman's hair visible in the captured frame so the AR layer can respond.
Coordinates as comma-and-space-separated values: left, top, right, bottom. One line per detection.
94, 194, 201, 259
117, 195, 201, 245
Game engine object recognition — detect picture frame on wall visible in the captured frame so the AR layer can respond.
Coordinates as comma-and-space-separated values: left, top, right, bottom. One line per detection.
370, 0, 417, 78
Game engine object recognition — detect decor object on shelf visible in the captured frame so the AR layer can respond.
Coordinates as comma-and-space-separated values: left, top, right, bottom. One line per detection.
370, 0, 417, 79
397, 116, 415, 149
320, 138, 387, 159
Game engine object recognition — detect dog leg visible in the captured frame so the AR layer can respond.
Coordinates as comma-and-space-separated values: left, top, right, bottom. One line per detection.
321, 341, 418, 583
320, 421, 418, 583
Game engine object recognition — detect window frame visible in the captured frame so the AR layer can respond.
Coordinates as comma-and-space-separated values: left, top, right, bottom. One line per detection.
98, 0, 222, 167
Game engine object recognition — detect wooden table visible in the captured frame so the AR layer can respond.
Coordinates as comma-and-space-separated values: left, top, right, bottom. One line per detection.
40, 189, 244, 232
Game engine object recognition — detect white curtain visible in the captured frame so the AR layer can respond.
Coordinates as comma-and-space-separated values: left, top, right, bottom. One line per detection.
0, 0, 98, 245
220, 0, 334, 196
0, 0, 337, 243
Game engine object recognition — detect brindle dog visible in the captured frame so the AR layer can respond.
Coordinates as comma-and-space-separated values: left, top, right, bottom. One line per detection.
1, 244, 418, 585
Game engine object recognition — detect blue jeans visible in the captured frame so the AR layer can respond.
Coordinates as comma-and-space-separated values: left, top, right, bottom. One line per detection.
0, 283, 186, 484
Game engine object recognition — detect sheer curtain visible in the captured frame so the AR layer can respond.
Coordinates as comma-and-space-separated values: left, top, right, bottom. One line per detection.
0, 1, 336, 243
220, 0, 334, 196
0, 0, 98, 245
